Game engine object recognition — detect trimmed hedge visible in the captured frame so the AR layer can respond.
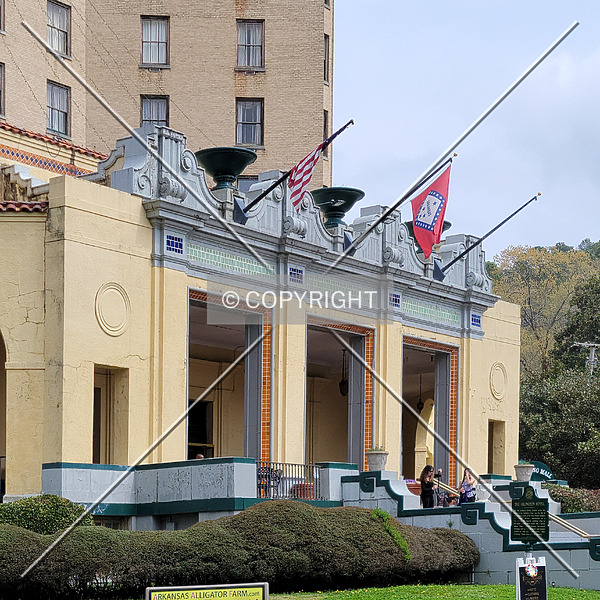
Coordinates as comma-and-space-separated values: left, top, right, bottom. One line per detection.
0, 495, 94, 534
0, 501, 479, 599
543, 484, 600, 513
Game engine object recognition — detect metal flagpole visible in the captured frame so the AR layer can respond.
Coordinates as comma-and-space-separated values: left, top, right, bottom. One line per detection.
331, 21, 579, 268
432, 193, 541, 281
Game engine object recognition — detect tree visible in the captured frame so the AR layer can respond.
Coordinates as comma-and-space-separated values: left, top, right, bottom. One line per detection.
520, 369, 600, 488
553, 276, 600, 370
491, 245, 596, 375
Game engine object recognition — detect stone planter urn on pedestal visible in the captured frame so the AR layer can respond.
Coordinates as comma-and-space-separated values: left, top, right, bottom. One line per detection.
194, 146, 257, 190
365, 450, 389, 471
514, 463, 534, 482
311, 186, 365, 229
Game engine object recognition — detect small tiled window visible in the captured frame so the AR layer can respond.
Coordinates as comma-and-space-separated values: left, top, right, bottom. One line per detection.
389, 293, 402, 309
324, 34, 330, 82
47, 1, 71, 57
166, 234, 183, 254
237, 20, 264, 69
0, 63, 4, 117
141, 95, 169, 127
141, 16, 169, 67
236, 98, 263, 146
289, 267, 304, 285
47, 80, 70, 136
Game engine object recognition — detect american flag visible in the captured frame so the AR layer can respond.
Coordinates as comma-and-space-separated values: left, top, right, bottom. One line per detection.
288, 142, 325, 212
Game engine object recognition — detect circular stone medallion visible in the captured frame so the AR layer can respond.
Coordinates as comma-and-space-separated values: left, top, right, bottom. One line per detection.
95, 282, 131, 336
489, 361, 507, 400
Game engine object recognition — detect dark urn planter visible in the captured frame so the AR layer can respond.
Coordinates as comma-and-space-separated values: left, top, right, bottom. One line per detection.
311, 187, 365, 229
194, 146, 257, 190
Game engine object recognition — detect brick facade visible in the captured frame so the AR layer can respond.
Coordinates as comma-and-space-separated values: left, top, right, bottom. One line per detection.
1, 0, 333, 187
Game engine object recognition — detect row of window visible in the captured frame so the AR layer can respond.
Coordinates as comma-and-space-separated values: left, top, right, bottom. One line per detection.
0, 64, 330, 150
40, 3, 331, 81
142, 96, 330, 152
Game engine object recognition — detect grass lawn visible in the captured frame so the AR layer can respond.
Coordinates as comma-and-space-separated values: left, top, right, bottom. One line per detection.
273, 585, 600, 600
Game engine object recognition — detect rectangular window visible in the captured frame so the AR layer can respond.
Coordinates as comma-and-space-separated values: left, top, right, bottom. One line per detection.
47, 1, 71, 57
324, 34, 330, 82
237, 20, 264, 69
0, 63, 4, 117
0, 0, 5, 32
323, 109, 329, 157
236, 98, 263, 146
141, 16, 169, 66
141, 95, 169, 127
324, 0, 331, 7
47, 80, 70, 136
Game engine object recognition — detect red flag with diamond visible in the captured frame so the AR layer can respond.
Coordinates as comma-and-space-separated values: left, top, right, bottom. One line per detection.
410, 165, 451, 259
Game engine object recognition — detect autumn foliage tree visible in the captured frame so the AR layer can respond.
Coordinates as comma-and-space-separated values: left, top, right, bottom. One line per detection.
490, 244, 596, 376
491, 242, 600, 487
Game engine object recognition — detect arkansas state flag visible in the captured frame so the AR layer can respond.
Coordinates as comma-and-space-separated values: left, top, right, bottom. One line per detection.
411, 165, 451, 259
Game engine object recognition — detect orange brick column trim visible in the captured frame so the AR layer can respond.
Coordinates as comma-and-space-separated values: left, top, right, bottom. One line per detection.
403, 336, 459, 486
307, 316, 374, 471
189, 289, 272, 462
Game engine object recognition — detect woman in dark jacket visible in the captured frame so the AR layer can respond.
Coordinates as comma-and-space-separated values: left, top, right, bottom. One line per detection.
419, 464, 437, 508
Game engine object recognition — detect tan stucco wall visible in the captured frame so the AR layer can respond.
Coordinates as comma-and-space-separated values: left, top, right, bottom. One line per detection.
0, 207, 46, 494
43, 176, 154, 469
462, 300, 521, 477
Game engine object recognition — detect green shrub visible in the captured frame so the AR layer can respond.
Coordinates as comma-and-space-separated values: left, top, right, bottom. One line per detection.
0, 501, 479, 599
543, 483, 600, 513
0, 495, 93, 534
371, 508, 411, 562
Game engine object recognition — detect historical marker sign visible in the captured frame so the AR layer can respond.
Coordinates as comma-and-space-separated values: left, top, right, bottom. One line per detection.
511, 485, 549, 544
146, 582, 268, 600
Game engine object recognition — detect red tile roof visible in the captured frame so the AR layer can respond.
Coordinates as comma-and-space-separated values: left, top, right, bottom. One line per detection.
0, 122, 108, 160
0, 201, 49, 213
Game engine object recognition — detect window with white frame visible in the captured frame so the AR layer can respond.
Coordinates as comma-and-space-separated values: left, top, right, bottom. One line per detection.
47, 1, 71, 57
141, 95, 169, 127
237, 20, 264, 69
236, 98, 263, 146
47, 81, 70, 136
141, 16, 169, 66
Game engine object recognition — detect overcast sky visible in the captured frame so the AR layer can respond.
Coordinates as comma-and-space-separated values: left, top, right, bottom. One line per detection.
332, 2, 600, 261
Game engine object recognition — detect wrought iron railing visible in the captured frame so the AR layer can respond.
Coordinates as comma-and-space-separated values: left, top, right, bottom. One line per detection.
256, 461, 324, 500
